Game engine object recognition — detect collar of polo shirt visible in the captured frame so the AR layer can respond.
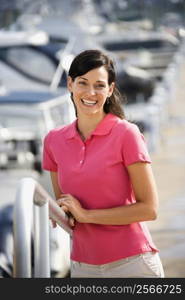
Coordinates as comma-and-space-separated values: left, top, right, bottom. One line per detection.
65, 113, 119, 140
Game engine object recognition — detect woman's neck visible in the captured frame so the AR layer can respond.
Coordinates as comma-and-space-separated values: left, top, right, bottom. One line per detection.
77, 112, 106, 140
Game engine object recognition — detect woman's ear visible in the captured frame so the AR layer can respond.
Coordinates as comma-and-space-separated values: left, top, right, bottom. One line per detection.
108, 82, 115, 97
67, 76, 73, 92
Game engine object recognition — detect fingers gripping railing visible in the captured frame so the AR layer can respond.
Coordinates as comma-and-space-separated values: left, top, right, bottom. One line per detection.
13, 177, 72, 278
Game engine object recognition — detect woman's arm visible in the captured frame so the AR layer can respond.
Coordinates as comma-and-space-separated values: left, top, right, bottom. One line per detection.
50, 171, 75, 227
58, 162, 159, 225
50, 171, 62, 200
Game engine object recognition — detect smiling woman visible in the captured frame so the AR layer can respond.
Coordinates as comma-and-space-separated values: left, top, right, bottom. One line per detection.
68, 50, 125, 116
42, 49, 164, 278
67, 66, 115, 139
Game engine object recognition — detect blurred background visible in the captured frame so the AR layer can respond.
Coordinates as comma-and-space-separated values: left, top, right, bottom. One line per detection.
0, 0, 185, 278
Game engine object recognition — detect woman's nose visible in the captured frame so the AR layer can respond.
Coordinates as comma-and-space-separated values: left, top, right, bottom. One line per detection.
86, 86, 97, 96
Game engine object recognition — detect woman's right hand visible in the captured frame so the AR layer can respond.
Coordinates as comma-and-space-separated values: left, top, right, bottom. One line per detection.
59, 203, 76, 228
50, 203, 76, 228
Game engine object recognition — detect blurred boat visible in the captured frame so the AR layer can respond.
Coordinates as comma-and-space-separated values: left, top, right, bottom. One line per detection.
96, 30, 179, 80
0, 90, 75, 172
0, 29, 73, 92
159, 12, 185, 40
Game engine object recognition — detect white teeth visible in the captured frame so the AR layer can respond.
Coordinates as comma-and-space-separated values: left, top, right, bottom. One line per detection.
81, 99, 97, 106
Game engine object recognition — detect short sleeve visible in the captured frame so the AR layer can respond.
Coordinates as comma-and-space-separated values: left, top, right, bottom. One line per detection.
122, 123, 151, 166
42, 131, 58, 172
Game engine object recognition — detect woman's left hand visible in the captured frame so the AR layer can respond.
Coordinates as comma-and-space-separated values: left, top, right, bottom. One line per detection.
57, 194, 87, 223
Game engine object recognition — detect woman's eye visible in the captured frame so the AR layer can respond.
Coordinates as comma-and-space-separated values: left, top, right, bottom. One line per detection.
95, 84, 105, 89
78, 81, 86, 85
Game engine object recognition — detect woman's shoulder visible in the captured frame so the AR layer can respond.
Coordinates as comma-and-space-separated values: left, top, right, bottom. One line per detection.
44, 121, 75, 141
115, 118, 140, 135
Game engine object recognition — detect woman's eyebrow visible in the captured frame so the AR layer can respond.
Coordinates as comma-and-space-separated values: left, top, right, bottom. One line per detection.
79, 77, 88, 80
78, 77, 106, 83
96, 80, 106, 83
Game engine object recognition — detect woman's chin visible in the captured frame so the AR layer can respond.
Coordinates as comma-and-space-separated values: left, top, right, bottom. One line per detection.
78, 108, 102, 116
78, 104, 106, 116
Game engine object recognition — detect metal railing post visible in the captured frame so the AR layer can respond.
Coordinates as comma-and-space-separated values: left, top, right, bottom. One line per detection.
13, 177, 72, 278
34, 203, 50, 277
13, 177, 35, 277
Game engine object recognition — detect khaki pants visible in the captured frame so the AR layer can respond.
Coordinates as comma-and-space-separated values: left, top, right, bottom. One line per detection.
71, 252, 164, 278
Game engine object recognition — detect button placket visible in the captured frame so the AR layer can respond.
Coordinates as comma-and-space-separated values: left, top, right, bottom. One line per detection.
80, 145, 86, 165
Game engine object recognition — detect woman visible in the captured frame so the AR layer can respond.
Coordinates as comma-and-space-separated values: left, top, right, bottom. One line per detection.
42, 49, 164, 278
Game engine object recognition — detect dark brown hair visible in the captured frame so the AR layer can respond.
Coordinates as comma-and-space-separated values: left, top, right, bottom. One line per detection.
68, 49, 126, 119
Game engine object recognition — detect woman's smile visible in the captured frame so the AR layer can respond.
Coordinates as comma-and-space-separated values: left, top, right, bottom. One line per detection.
81, 99, 98, 107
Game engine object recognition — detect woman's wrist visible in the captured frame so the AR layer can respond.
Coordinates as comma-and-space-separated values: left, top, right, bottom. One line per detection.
80, 208, 92, 223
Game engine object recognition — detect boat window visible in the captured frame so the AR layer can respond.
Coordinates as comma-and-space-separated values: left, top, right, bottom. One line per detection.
104, 39, 177, 52
0, 46, 56, 84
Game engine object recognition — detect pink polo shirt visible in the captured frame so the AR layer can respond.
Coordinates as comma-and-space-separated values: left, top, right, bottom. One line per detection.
42, 113, 158, 264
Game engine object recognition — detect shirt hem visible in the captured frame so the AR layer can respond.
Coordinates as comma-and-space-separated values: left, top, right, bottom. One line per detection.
70, 246, 159, 265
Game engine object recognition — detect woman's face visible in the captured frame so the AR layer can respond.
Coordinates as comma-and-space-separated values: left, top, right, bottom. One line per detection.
67, 66, 114, 117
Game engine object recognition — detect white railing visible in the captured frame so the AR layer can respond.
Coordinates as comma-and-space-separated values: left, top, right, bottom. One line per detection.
13, 177, 72, 278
